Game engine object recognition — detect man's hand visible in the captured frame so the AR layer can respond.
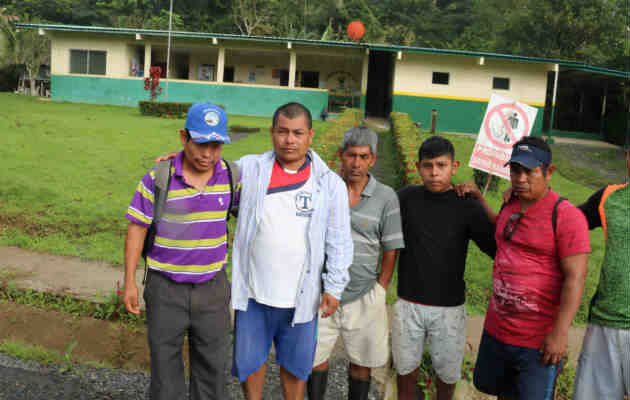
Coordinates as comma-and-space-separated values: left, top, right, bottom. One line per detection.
320, 292, 340, 318
540, 328, 568, 365
154, 151, 178, 163
123, 282, 141, 315
454, 181, 482, 200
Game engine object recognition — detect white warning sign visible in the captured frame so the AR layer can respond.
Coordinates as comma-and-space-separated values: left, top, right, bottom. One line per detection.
469, 94, 538, 179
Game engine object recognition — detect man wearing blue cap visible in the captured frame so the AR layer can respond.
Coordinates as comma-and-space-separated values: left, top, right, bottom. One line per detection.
123, 103, 238, 400
460, 136, 590, 399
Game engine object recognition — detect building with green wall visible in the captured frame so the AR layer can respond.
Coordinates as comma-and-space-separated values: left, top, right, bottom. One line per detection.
17, 23, 630, 141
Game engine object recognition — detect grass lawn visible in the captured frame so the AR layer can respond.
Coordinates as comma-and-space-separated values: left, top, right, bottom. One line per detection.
0, 93, 328, 267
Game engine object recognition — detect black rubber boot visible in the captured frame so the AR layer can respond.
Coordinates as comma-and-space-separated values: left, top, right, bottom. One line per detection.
348, 375, 371, 400
307, 369, 329, 400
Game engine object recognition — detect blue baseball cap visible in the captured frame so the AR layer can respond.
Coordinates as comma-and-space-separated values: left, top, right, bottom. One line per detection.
505, 143, 551, 169
185, 103, 231, 144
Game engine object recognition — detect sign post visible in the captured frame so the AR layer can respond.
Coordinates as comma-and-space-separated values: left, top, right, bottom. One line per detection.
469, 94, 539, 181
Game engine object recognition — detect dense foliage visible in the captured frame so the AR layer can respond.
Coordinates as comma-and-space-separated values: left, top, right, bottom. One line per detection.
1, 0, 628, 69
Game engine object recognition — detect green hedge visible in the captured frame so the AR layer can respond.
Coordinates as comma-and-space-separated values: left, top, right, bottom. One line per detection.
311, 108, 362, 171
390, 112, 424, 185
138, 101, 226, 118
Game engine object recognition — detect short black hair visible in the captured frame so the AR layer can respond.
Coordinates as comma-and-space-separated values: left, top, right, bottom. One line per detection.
272, 102, 313, 129
418, 136, 455, 162
512, 136, 552, 165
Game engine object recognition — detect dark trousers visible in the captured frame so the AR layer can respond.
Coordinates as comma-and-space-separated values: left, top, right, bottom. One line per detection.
143, 269, 231, 400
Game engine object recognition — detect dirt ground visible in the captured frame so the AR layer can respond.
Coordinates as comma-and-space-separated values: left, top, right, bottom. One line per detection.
0, 301, 151, 371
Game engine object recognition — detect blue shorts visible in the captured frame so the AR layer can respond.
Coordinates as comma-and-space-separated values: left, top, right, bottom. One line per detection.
473, 330, 562, 400
231, 299, 318, 382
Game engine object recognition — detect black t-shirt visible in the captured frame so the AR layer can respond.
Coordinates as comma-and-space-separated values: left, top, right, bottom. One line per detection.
578, 187, 605, 230
397, 185, 497, 306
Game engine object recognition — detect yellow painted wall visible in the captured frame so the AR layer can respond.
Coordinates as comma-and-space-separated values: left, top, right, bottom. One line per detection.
189, 48, 219, 81
50, 32, 138, 77
226, 51, 289, 85
296, 53, 362, 92
394, 53, 553, 106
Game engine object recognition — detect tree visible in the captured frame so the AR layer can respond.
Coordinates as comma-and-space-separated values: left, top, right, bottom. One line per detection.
1, 16, 50, 95
232, 0, 272, 36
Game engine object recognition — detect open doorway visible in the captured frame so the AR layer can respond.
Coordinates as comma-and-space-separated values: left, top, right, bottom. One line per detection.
365, 51, 395, 118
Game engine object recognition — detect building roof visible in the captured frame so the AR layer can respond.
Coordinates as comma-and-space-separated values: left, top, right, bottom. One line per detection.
16, 23, 630, 79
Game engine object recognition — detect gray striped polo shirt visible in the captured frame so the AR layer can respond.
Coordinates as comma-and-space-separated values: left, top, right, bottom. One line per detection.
342, 174, 405, 305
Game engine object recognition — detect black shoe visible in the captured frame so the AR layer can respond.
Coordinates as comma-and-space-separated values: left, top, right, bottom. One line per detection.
307, 369, 329, 400
348, 375, 371, 400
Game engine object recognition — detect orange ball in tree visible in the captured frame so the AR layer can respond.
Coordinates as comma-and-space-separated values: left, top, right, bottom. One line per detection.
347, 20, 365, 41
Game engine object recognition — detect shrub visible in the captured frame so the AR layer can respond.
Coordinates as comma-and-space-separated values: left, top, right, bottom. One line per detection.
229, 125, 261, 133
143, 66, 162, 101
311, 108, 362, 171
390, 112, 424, 185
0, 64, 21, 92
138, 101, 226, 119
473, 169, 500, 193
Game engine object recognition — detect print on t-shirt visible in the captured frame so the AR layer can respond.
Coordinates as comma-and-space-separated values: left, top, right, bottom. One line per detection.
295, 191, 313, 217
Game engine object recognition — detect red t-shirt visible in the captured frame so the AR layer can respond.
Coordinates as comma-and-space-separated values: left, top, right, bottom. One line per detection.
484, 189, 590, 349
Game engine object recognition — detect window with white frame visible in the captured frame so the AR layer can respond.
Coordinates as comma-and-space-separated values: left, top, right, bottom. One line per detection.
432, 72, 450, 85
493, 77, 510, 90
70, 50, 107, 75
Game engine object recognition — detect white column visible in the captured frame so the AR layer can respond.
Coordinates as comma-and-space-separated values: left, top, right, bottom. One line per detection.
289, 51, 296, 88
551, 64, 559, 108
217, 47, 225, 83
143, 44, 152, 78
361, 51, 369, 94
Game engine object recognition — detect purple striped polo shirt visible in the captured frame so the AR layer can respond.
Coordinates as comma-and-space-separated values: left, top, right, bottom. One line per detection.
126, 151, 239, 283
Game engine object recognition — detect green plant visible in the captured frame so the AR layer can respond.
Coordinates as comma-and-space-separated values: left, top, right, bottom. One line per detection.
143, 66, 162, 101
59, 340, 78, 374
416, 349, 436, 398
0, 283, 145, 325
390, 112, 423, 185
95, 281, 125, 321
0, 339, 59, 365
138, 101, 227, 119
555, 361, 576, 400
473, 169, 500, 193
311, 107, 362, 173
229, 125, 261, 133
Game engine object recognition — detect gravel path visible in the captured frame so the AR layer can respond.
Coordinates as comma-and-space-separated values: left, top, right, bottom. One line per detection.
0, 350, 381, 399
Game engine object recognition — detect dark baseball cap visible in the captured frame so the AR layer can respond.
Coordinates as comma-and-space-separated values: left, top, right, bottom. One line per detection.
504, 143, 551, 169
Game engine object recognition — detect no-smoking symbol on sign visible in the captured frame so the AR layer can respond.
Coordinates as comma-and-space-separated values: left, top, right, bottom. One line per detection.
483, 103, 531, 149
